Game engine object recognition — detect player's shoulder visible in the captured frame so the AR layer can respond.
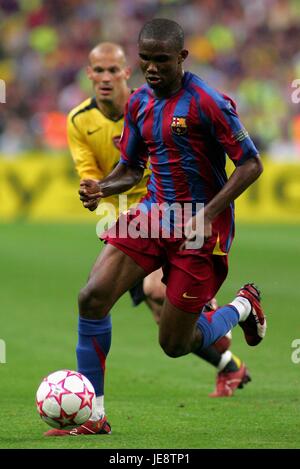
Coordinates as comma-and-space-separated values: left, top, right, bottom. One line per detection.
68, 97, 98, 124
127, 84, 149, 109
184, 71, 236, 110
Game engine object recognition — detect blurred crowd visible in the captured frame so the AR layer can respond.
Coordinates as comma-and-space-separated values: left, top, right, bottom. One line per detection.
1, 0, 300, 160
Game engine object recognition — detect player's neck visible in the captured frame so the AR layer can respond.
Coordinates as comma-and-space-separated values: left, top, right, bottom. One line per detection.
96, 88, 131, 121
153, 70, 185, 99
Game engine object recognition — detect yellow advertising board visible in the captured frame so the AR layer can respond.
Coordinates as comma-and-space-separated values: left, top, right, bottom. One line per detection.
0, 154, 91, 222
227, 159, 300, 222
0, 154, 299, 222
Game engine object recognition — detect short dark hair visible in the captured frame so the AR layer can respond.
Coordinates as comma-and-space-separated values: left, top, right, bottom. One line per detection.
138, 18, 184, 51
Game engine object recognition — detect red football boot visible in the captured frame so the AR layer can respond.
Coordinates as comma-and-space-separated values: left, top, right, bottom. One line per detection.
44, 416, 111, 437
237, 283, 267, 346
209, 363, 251, 397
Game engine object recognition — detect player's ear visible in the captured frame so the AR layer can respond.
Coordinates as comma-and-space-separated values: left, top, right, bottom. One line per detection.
86, 65, 93, 80
124, 66, 132, 80
179, 49, 189, 63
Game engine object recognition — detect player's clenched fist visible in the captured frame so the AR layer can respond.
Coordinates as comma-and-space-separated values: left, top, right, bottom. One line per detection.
79, 179, 103, 211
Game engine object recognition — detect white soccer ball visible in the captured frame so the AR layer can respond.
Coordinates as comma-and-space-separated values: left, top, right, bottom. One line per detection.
36, 370, 96, 429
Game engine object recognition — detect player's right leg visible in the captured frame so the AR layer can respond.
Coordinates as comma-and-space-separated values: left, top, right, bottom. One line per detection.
45, 243, 147, 437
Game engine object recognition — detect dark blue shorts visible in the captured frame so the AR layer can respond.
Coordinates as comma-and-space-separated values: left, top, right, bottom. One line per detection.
129, 280, 146, 306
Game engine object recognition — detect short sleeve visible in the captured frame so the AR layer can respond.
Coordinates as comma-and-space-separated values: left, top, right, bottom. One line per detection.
199, 91, 259, 166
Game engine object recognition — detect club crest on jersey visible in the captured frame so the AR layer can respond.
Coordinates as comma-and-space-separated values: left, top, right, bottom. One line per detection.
112, 135, 121, 150
171, 116, 187, 135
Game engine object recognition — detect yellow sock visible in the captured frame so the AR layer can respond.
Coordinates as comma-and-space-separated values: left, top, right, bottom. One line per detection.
231, 353, 242, 369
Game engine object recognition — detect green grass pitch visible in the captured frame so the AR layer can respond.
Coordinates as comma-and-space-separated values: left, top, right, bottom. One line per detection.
1, 222, 300, 449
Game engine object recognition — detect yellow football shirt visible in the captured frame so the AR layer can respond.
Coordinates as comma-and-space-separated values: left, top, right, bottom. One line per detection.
67, 97, 150, 213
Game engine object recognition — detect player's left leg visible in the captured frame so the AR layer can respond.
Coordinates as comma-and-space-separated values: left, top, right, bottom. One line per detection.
158, 253, 235, 357
143, 271, 250, 395
158, 294, 246, 359
143, 272, 231, 361
158, 298, 202, 357
158, 255, 266, 358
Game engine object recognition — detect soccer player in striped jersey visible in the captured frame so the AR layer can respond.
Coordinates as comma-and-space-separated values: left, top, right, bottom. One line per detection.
45, 30, 265, 436
67, 43, 249, 399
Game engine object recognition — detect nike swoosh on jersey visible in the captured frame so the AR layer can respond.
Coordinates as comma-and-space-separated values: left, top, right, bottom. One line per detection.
87, 127, 102, 135
182, 292, 198, 299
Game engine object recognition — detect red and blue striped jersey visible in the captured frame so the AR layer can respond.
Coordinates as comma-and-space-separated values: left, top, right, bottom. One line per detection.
119, 71, 259, 253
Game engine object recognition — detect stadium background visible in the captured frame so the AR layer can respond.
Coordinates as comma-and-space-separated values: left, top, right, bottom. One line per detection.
1, 0, 300, 449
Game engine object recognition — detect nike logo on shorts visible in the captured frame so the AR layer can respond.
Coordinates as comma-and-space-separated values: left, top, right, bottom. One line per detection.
182, 292, 198, 299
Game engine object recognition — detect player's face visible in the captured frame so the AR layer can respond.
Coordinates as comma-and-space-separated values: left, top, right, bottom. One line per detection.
87, 51, 131, 103
138, 39, 188, 96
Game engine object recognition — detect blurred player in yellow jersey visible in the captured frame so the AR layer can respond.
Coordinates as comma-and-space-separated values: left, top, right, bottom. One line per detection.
66, 43, 250, 417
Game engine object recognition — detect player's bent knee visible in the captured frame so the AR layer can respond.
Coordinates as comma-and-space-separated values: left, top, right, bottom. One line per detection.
78, 283, 111, 319
159, 339, 187, 358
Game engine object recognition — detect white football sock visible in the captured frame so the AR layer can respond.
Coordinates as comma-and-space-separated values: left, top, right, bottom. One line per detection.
230, 296, 251, 322
217, 350, 232, 371
90, 395, 105, 421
